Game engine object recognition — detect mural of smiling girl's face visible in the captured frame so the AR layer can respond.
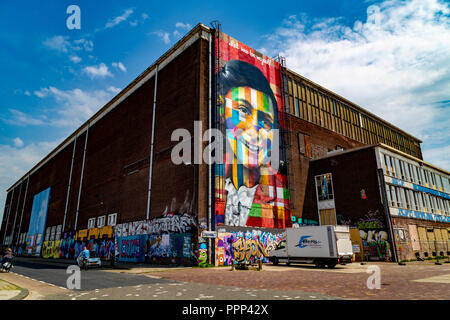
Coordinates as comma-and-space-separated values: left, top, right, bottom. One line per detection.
224, 86, 274, 170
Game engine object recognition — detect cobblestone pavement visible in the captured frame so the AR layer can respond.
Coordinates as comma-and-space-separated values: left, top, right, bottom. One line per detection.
46, 280, 341, 300
140, 262, 450, 300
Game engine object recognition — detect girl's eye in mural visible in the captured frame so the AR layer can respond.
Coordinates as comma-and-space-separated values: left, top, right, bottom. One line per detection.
237, 103, 252, 116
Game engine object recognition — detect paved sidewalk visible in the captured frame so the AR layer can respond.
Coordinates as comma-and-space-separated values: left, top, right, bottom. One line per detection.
0, 271, 66, 300
0, 278, 29, 300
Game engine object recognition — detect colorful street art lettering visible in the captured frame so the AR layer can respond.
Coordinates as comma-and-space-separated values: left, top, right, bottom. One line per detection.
232, 238, 268, 264
115, 213, 197, 237
117, 235, 146, 262
215, 229, 283, 265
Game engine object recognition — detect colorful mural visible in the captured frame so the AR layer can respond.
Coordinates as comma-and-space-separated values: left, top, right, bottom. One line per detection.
214, 32, 291, 229
117, 235, 146, 263
26, 187, 51, 256
215, 229, 283, 265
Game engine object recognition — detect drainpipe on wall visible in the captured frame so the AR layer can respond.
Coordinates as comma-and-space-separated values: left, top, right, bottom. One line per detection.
3, 188, 15, 244
17, 176, 29, 244
75, 125, 90, 230
377, 168, 399, 263
146, 64, 159, 221
10, 182, 23, 244
63, 136, 77, 233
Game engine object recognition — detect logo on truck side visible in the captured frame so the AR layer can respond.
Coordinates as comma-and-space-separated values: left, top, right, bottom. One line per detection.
296, 236, 322, 248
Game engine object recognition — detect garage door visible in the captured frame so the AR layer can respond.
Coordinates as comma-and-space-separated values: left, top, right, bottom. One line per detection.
417, 227, 429, 253
408, 224, 420, 251
427, 229, 436, 252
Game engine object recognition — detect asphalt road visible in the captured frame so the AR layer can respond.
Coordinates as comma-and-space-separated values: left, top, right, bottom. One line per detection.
8, 258, 340, 300
10, 259, 171, 291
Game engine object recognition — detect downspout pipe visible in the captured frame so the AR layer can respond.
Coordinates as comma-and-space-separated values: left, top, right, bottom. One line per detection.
3, 188, 15, 244
10, 182, 23, 244
75, 125, 89, 230
147, 65, 159, 220
17, 176, 29, 244
19, 176, 30, 242
63, 136, 77, 232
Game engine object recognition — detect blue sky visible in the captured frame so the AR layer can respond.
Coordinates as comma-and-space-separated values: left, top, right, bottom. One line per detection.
1, 0, 449, 220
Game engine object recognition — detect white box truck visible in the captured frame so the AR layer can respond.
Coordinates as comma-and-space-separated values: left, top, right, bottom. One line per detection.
269, 225, 353, 268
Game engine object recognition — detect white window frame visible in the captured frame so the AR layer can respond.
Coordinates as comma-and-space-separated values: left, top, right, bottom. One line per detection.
107, 213, 117, 226
87, 218, 96, 229
97, 215, 106, 228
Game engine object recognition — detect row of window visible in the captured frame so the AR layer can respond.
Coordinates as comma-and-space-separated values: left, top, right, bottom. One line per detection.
386, 184, 450, 216
87, 213, 117, 229
44, 224, 62, 242
382, 153, 450, 193
284, 75, 421, 158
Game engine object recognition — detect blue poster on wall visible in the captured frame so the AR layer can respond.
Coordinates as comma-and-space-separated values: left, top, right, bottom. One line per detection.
117, 235, 147, 262
26, 187, 51, 256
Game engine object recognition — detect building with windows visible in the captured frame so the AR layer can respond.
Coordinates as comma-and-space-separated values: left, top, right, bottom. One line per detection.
1, 23, 432, 265
302, 143, 450, 262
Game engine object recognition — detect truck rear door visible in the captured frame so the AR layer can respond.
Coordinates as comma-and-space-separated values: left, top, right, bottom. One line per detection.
335, 231, 353, 258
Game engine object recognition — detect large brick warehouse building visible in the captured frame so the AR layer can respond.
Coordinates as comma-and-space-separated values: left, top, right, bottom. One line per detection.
2, 23, 446, 265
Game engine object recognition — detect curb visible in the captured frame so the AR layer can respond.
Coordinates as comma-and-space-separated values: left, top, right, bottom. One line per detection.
0, 279, 29, 300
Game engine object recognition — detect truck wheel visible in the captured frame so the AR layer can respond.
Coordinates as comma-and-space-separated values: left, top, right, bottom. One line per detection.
315, 260, 325, 268
327, 263, 336, 269
271, 257, 279, 266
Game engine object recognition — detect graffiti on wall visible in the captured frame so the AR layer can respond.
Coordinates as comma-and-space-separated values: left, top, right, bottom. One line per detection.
357, 210, 384, 230
42, 241, 62, 259
232, 238, 268, 264
146, 233, 192, 265
215, 229, 283, 265
117, 235, 146, 262
214, 32, 292, 229
115, 213, 197, 237
198, 241, 208, 266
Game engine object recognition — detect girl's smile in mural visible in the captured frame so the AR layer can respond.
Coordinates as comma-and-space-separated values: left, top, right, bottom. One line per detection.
225, 86, 274, 170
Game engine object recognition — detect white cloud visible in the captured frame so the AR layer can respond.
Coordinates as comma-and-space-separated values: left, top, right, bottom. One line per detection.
41, 86, 113, 127
265, 0, 450, 170
5, 86, 114, 129
43, 36, 71, 53
12, 137, 24, 148
175, 22, 192, 29
83, 63, 113, 79
3, 109, 45, 126
152, 31, 171, 44
105, 8, 134, 29
112, 62, 126, 72
0, 139, 61, 222
70, 55, 82, 63
108, 86, 121, 94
